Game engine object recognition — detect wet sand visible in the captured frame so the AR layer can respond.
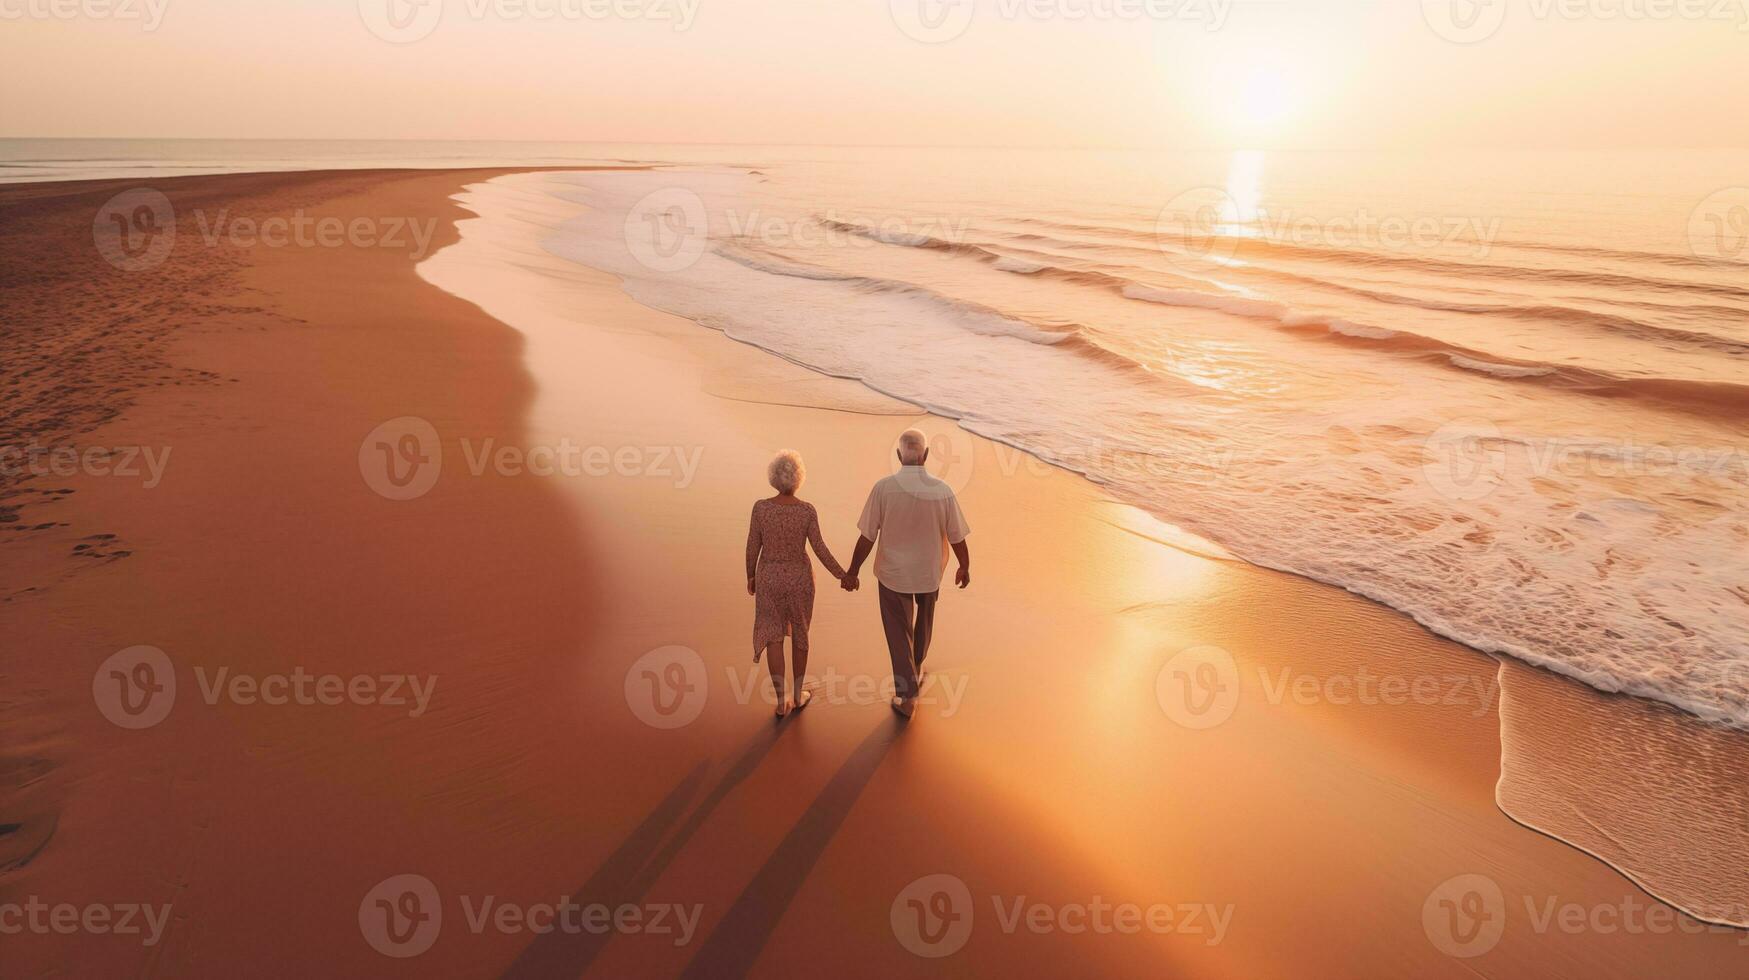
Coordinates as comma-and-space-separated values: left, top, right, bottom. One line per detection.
1, 169, 1743, 977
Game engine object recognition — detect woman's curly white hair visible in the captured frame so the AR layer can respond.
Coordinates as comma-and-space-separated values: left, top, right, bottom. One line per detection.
767, 449, 806, 494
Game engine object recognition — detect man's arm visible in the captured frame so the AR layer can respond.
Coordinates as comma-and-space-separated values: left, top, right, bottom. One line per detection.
951, 539, 971, 589
842, 536, 875, 591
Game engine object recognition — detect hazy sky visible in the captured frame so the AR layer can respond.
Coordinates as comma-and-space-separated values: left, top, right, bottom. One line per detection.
2, 0, 1745, 147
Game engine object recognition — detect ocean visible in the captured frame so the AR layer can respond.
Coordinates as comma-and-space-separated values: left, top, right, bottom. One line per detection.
10, 139, 1747, 726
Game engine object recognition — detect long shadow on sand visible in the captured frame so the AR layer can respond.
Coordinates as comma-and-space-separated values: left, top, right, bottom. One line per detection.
500, 723, 793, 979
500, 715, 905, 979
677, 718, 906, 978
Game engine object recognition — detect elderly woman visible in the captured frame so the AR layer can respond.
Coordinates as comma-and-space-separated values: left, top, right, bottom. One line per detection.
746, 449, 846, 717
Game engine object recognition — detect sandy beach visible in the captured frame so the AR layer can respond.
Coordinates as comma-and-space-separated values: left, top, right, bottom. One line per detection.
3, 168, 1745, 978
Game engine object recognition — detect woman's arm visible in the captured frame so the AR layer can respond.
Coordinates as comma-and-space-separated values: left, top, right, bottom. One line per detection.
746, 504, 762, 594
807, 508, 846, 580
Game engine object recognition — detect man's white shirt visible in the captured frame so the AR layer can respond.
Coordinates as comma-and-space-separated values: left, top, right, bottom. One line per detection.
857, 465, 971, 594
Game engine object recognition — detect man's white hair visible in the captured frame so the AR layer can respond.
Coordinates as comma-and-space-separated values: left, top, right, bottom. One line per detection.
897, 429, 929, 466
768, 449, 805, 494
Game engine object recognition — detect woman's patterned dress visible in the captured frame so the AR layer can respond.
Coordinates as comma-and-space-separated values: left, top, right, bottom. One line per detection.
746, 498, 845, 654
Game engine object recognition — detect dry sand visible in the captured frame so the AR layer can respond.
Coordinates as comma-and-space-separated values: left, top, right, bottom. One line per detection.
2, 169, 1743, 978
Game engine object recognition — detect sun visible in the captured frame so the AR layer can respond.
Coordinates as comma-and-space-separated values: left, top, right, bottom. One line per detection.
1236, 67, 1294, 130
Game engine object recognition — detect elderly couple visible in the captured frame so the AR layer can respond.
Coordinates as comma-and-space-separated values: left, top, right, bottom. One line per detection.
745, 429, 971, 720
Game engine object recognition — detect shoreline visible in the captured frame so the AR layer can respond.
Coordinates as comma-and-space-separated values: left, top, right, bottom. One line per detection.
2, 167, 1744, 976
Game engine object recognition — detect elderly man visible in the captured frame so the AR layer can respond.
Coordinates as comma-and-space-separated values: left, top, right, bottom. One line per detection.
842, 429, 972, 719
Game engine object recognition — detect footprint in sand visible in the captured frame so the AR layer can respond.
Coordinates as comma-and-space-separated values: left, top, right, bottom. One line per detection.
0, 757, 62, 876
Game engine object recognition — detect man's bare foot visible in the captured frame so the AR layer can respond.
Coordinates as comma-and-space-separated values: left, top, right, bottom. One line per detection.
891, 697, 915, 719
793, 690, 813, 712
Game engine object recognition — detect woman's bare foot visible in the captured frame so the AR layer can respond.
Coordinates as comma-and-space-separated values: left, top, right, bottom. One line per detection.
775, 697, 792, 719
793, 690, 813, 712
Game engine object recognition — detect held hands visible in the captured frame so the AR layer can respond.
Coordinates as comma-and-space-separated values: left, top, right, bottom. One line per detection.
840, 573, 860, 593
